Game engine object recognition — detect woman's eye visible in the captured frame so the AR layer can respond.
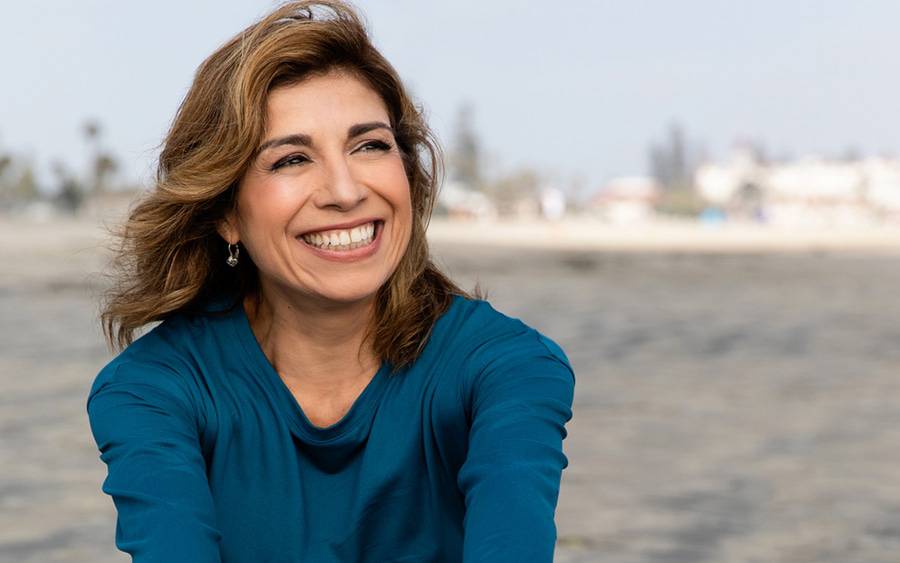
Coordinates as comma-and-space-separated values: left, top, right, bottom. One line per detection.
271, 154, 309, 170
270, 141, 391, 171
357, 140, 392, 153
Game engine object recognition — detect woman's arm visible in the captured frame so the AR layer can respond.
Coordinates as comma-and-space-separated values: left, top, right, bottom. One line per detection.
457, 329, 576, 562
86, 362, 222, 562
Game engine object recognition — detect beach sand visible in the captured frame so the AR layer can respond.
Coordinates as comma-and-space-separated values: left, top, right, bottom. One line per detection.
2, 214, 899, 562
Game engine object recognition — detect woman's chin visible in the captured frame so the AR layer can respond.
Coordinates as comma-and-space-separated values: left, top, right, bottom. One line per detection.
303, 284, 382, 306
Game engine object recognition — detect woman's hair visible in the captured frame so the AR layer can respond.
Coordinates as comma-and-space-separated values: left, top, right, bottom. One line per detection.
100, 0, 484, 371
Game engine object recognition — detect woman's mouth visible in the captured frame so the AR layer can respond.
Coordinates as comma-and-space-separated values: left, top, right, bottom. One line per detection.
297, 220, 383, 260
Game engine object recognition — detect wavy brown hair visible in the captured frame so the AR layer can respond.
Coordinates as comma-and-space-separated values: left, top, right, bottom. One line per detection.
100, 0, 484, 372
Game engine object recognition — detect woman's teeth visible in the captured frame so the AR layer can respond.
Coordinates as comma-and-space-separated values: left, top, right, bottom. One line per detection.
300, 221, 376, 251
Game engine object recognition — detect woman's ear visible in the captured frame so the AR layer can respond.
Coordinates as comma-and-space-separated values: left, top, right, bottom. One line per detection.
216, 212, 239, 244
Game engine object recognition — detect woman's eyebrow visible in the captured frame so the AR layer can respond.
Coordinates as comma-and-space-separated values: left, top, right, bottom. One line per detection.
256, 121, 393, 154
348, 121, 392, 139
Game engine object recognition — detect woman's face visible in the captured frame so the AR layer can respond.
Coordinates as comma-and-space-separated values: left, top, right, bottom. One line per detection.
220, 69, 412, 307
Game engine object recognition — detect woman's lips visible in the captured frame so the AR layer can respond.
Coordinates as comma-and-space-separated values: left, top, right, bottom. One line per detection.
297, 220, 383, 262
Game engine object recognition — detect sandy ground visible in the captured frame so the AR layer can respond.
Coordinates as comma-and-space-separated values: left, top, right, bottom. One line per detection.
2, 214, 900, 562
426, 216, 900, 254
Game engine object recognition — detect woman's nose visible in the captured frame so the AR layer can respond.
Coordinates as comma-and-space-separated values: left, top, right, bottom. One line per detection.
315, 154, 367, 210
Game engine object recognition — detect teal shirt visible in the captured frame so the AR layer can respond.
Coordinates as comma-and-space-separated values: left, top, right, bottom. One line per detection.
86, 294, 575, 562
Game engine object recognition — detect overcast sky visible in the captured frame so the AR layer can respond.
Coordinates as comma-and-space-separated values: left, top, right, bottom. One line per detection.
1, 0, 898, 196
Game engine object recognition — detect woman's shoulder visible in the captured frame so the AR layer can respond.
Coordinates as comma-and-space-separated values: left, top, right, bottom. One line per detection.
442, 293, 527, 335
440, 294, 573, 379
87, 300, 236, 410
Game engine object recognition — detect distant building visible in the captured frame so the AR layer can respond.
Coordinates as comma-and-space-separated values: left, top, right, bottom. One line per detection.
435, 181, 497, 220
694, 146, 763, 209
695, 150, 900, 226
861, 157, 900, 221
587, 176, 660, 224
764, 158, 867, 226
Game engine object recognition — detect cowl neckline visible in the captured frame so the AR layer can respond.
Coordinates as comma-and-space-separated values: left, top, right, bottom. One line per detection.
213, 293, 391, 444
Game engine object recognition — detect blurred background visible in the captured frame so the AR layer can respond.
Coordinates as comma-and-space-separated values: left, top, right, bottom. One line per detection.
1, 1, 899, 562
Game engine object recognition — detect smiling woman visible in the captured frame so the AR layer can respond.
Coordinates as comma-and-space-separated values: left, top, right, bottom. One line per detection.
86, 1, 575, 562
218, 70, 413, 312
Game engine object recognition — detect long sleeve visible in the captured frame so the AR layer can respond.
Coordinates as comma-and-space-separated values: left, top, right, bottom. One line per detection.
457, 329, 576, 562
86, 362, 222, 562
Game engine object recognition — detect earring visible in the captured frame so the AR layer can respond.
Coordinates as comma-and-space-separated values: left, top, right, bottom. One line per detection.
226, 243, 240, 267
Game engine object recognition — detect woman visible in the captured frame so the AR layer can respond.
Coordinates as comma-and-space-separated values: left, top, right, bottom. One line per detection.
86, 1, 575, 561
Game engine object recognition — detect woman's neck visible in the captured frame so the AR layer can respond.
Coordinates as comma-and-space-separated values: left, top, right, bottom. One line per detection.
242, 287, 381, 393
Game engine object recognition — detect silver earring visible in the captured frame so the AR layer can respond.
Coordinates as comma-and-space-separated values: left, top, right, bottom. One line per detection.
226, 243, 240, 267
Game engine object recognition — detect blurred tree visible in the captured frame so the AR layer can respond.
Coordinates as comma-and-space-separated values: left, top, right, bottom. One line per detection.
648, 121, 709, 217
12, 163, 39, 202
0, 152, 13, 208
484, 167, 541, 217
82, 118, 119, 195
0, 151, 40, 207
0, 154, 11, 179
93, 153, 119, 194
52, 160, 84, 213
567, 173, 588, 212
649, 122, 692, 191
449, 102, 483, 190
841, 146, 861, 162
83, 120, 100, 142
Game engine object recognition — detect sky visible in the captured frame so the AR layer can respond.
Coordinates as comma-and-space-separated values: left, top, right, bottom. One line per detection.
1, 0, 899, 198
